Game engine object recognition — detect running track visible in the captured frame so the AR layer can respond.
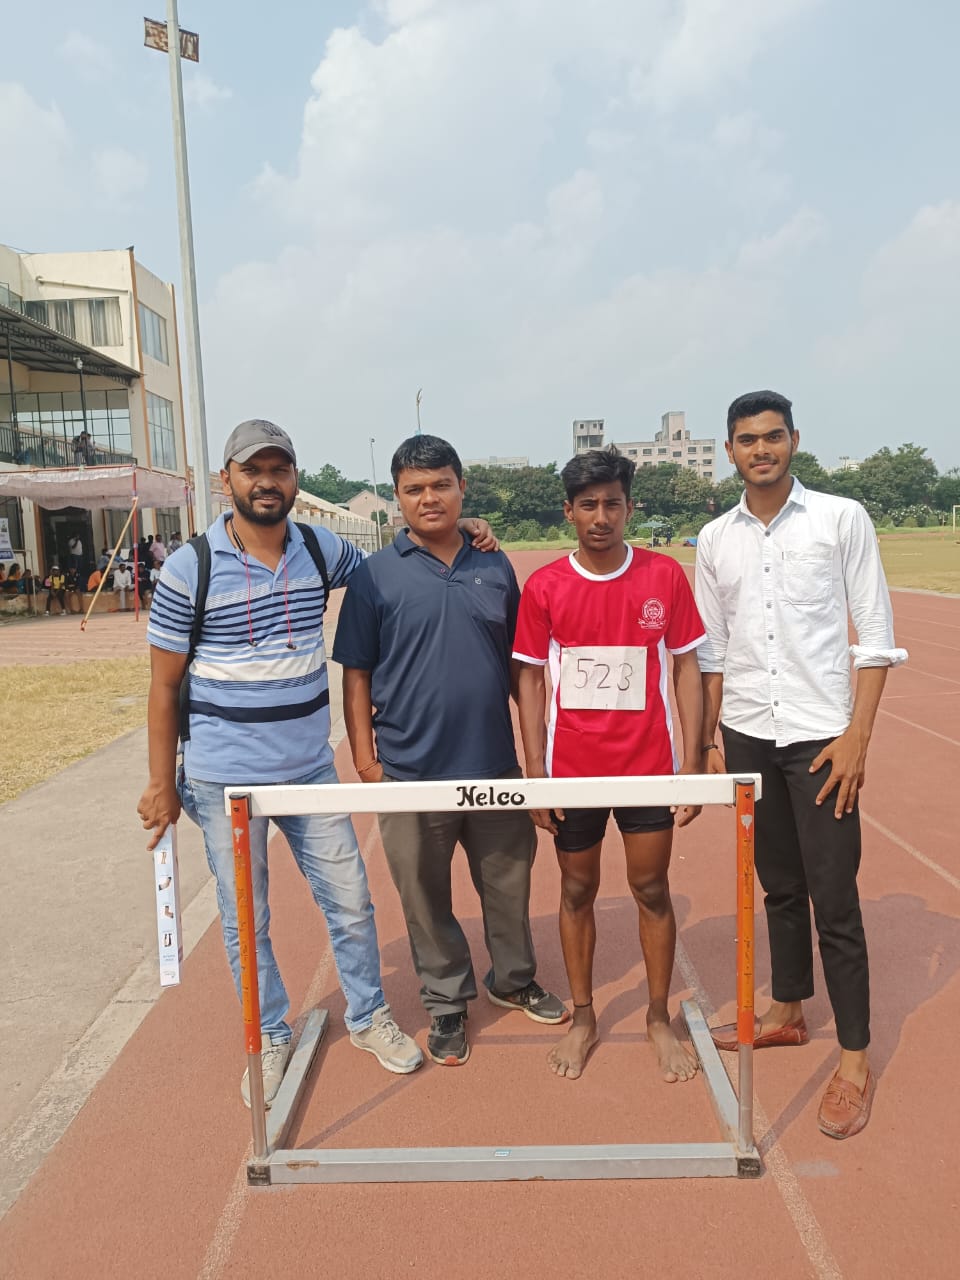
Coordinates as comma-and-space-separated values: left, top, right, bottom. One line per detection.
1, 552, 957, 1280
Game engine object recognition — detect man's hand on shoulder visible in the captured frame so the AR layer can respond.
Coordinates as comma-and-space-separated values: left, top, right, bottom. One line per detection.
137, 780, 181, 851
458, 517, 499, 552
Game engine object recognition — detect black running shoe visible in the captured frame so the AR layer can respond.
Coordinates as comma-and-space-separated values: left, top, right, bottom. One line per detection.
427, 1012, 469, 1065
487, 980, 570, 1024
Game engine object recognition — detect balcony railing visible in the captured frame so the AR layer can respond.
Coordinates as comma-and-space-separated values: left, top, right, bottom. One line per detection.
0, 422, 135, 469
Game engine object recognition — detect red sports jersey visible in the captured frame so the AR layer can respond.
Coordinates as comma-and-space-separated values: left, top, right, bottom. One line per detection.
513, 547, 706, 777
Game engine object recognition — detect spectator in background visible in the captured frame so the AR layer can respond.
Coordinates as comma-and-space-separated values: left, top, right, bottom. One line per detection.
72, 431, 94, 465
64, 566, 83, 613
68, 534, 84, 576
151, 534, 167, 567
97, 547, 111, 572
45, 565, 67, 615
0, 563, 20, 594
168, 531, 183, 553
87, 566, 103, 592
113, 561, 133, 612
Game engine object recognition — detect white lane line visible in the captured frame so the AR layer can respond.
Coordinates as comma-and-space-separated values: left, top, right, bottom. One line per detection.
860, 812, 960, 894
675, 943, 843, 1280
894, 633, 960, 653
878, 708, 960, 750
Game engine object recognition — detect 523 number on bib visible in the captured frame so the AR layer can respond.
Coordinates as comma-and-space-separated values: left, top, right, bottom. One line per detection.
558, 646, 647, 712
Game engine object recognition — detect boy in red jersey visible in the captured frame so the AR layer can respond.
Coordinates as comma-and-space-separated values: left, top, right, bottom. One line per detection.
514, 448, 706, 1082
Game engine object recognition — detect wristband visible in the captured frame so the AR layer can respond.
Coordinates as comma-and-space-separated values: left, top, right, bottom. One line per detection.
701, 743, 719, 753
357, 759, 380, 776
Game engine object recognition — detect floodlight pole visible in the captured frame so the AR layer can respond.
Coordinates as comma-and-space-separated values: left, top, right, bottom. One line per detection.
163, 0, 213, 534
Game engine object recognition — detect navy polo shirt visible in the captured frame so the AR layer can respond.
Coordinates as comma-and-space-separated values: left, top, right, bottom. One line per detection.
333, 530, 520, 781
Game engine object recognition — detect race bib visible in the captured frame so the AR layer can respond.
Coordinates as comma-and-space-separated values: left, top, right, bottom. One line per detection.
558, 646, 647, 712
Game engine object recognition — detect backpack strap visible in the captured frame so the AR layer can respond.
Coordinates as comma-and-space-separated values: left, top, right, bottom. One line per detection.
295, 522, 331, 613
178, 533, 211, 744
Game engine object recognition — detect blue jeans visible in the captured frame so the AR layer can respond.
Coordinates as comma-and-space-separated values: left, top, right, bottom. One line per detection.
179, 764, 385, 1041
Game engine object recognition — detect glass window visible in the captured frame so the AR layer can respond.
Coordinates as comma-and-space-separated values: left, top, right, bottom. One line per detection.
641, 448, 652, 456
0, 496, 25, 549
147, 392, 177, 470
138, 303, 169, 364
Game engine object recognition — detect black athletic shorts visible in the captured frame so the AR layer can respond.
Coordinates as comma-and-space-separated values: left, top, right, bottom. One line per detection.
553, 806, 674, 853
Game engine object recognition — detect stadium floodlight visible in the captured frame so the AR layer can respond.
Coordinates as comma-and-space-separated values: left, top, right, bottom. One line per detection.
144, 4, 212, 535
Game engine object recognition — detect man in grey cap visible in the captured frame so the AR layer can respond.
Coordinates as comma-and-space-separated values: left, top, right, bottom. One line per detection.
139, 420, 497, 1104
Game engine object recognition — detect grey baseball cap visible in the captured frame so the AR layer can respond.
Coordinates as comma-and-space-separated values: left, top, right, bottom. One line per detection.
222, 419, 297, 468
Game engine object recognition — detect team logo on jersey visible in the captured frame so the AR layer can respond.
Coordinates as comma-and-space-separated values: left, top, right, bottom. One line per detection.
638, 597, 666, 629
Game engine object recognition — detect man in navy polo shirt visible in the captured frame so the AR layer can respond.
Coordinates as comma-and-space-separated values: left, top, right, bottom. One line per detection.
334, 435, 568, 1066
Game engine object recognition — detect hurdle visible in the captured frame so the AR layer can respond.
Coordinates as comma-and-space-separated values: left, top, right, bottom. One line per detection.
227, 772, 762, 1186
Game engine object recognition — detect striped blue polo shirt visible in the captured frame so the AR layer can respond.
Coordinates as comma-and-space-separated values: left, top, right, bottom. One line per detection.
147, 513, 364, 783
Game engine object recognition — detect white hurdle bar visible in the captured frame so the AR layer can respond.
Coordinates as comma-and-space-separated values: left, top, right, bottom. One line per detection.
225, 773, 762, 1186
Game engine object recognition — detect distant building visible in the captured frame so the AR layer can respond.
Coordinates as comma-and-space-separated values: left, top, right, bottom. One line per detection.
833, 456, 861, 473
462, 455, 530, 470
571, 412, 717, 481
572, 419, 605, 454
345, 488, 402, 527
1, 242, 190, 576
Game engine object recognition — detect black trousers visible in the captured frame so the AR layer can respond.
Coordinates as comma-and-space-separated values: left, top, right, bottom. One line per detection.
721, 724, 870, 1051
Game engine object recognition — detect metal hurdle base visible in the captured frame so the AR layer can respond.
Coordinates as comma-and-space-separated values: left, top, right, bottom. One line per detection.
245, 999, 760, 1186
231, 774, 762, 1187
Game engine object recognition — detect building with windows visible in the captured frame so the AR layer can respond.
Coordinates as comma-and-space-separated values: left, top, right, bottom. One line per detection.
462, 455, 530, 470
572, 420, 605, 455
570, 411, 716, 480
0, 243, 190, 577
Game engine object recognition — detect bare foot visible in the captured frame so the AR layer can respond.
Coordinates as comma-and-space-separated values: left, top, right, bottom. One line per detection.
547, 1007, 598, 1080
647, 1019, 698, 1083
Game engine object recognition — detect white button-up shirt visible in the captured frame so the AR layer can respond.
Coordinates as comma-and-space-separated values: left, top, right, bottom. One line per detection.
695, 479, 908, 745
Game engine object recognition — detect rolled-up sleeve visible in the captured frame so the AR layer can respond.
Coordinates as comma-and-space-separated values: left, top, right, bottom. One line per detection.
841, 505, 909, 669
694, 531, 728, 673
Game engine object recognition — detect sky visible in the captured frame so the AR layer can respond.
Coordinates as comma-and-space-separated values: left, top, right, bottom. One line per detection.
2, 0, 959, 480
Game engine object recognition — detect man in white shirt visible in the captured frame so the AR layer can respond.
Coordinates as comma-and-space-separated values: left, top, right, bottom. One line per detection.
695, 390, 907, 1140
113, 561, 133, 611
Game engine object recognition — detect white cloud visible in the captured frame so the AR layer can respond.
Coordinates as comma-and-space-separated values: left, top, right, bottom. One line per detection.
56, 33, 115, 83
737, 207, 827, 270
639, 0, 824, 110
817, 201, 960, 372
200, 1, 851, 473
0, 83, 71, 229
184, 73, 233, 109
92, 147, 149, 205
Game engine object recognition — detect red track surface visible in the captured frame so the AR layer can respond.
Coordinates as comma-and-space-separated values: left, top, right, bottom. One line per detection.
2, 552, 957, 1280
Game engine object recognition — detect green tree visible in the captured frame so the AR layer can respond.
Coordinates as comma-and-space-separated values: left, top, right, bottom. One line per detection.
463, 464, 564, 525
855, 443, 938, 511
932, 467, 960, 513
790, 450, 831, 491
298, 464, 361, 505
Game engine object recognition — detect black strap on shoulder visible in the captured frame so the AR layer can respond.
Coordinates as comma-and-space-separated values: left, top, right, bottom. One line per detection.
295, 522, 331, 610
178, 533, 211, 744
178, 523, 330, 744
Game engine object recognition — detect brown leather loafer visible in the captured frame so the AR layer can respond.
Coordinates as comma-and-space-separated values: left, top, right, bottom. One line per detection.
710, 1015, 809, 1053
818, 1069, 876, 1139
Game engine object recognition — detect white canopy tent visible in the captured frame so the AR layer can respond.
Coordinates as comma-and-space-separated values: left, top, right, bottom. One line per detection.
0, 465, 189, 511
0, 465, 193, 625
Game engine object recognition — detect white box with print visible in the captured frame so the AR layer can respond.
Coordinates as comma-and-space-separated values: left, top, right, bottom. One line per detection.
153, 825, 183, 986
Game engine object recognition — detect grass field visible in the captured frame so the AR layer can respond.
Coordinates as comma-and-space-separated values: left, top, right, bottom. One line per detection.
504, 530, 960, 592
2, 531, 957, 806
0, 657, 149, 805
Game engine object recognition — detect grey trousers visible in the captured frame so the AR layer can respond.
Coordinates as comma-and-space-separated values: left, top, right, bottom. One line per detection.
378, 771, 538, 1016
